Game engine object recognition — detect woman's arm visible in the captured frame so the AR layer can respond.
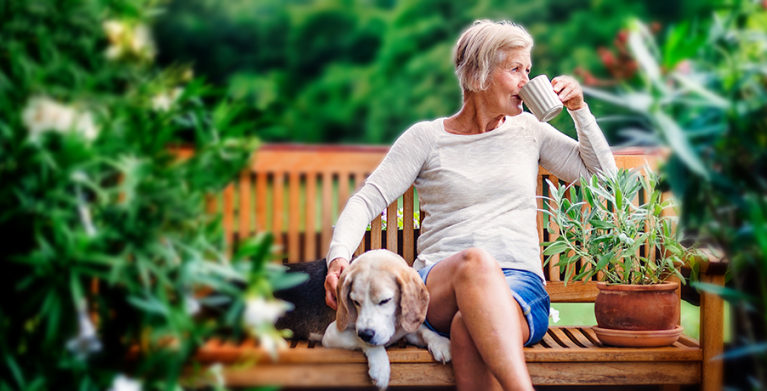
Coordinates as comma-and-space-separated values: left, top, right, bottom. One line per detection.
324, 123, 433, 308
537, 103, 617, 183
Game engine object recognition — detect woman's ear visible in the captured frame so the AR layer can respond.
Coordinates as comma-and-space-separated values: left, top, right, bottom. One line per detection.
335, 269, 356, 330
397, 268, 430, 333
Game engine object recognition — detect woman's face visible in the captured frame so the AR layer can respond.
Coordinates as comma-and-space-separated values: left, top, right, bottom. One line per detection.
483, 48, 531, 116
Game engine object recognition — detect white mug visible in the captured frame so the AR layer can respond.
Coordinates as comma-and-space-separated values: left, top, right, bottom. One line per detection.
519, 75, 563, 122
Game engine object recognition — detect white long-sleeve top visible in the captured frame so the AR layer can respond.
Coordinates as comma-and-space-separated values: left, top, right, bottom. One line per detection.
327, 105, 617, 282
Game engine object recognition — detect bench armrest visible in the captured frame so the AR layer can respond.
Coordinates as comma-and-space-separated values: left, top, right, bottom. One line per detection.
687, 247, 728, 276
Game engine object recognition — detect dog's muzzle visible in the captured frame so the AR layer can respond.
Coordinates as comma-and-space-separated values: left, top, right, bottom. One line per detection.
357, 328, 377, 344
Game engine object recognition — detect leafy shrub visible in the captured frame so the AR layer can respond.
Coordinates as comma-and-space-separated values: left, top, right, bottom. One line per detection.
0, 1, 295, 389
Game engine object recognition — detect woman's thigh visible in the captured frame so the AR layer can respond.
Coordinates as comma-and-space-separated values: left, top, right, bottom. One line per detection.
419, 251, 464, 331
419, 249, 530, 343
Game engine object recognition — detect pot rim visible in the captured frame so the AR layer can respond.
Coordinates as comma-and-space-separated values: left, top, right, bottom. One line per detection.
596, 281, 679, 292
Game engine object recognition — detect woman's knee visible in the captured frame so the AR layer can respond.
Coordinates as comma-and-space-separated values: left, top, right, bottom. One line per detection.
456, 247, 501, 277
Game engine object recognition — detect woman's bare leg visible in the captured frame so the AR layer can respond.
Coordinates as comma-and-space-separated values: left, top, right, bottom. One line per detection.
451, 311, 502, 390
425, 248, 533, 391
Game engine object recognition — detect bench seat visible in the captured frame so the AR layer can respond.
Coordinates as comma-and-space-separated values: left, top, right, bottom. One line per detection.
192, 326, 702, 387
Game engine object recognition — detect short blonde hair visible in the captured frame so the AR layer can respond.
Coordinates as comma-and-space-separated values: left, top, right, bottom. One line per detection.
454, 20, 534, 92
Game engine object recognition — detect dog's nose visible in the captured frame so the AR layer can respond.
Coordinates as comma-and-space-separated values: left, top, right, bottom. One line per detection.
357, 328, 376, 343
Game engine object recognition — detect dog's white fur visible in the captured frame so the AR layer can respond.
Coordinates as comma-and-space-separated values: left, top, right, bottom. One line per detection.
322, 249, 451, 390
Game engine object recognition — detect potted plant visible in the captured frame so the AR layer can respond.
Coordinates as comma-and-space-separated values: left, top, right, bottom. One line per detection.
541, 167, 691, 347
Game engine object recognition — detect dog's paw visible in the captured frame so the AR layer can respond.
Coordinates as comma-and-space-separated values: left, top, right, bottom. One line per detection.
427, 335, 452, 363
364, 346, 390, 390
368, 359, 390, 390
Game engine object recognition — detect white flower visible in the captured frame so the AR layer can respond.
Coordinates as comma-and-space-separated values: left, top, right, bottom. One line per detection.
102, 19, 156, 61
208, 363, 225, 387
151, 88, 183, 112
109, 374, 142, 391
549, 307, 560, 323
243, 297, 292, 328
74, 111, 98, 141
242, 297, 291, 360
618, 233, 635, 245
151, 94, 172, 112
130, 24, 156, 60
22, 96, 99, 141
66, 303, 102, 359
103, 20, 126, 43
105, 45, 123, 60
259, 332, 287, 360
185, 294, 201, 315
23, 96, 74, 138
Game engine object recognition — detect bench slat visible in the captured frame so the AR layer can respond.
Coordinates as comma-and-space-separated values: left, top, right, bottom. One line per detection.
194, 327, 701, 365
304, 174, 317, 260
272, 173, 284, 251
239, 171, 251, 240
339, 173, 350, 217
528, 362, 700, 385
288, 172, 301, 262
370, 215, 382, 251
540, 329, 561, 348
198, 362, 454, 387
355, 234, 365, 257
321, 172, 333, 258
223, 184, 235, 245
549, 327, 583, 349
189, 360, 700, 388
546, 175, 561, 282
255, 172, 267, 232
546, 281, 599, 302
403, 187, 415, 264
386, 202, 397, 252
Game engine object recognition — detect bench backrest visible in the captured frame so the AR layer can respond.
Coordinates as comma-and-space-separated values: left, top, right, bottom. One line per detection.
208, 144, 664, 302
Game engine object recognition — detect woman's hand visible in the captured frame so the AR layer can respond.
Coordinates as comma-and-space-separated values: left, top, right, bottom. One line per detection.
325, 257, 350, 310
551, 75, 584, 111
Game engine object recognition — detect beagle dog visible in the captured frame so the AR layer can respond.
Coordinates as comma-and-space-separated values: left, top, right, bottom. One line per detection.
322, 249, 451, 390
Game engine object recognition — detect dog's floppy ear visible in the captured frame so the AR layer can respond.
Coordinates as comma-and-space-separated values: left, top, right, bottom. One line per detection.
397, 267, 430, 333
335, 268, 356, 330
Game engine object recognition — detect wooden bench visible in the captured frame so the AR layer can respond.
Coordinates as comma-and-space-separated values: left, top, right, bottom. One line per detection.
195, 144, 725, 390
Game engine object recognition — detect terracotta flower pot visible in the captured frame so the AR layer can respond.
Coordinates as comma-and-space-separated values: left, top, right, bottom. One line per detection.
593, 282, 682, 347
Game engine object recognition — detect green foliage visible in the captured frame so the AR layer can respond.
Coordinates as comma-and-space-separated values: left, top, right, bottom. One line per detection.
0, 0, 292, 389
583, 0, 767, 385
542, 168, 687, 285
152, 0, 719, 145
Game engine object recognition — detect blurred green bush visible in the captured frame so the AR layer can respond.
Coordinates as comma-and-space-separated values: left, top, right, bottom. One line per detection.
0, 1, 298, 389
153, 0, 718, 145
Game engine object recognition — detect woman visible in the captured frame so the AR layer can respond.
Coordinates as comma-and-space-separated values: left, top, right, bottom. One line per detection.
324, 19, 617, 390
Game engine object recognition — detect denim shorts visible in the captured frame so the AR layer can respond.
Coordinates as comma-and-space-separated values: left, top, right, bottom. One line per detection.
417, 263, 550, 346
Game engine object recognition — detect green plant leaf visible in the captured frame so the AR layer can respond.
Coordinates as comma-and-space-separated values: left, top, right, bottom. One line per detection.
691, 282, 757, 308
543, 241, 569, 256
628, 20, 663, 89
653, 110, 708, 178
268, 269, 309, 291
4, 354, 26, 389
127, 295, 170, 316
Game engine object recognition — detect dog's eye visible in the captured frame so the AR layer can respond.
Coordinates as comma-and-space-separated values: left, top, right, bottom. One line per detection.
351, 299, 360, 307
378, 298, 391, 305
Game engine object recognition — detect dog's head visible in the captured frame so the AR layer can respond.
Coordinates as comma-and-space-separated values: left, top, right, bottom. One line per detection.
336, 249, 429, 346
